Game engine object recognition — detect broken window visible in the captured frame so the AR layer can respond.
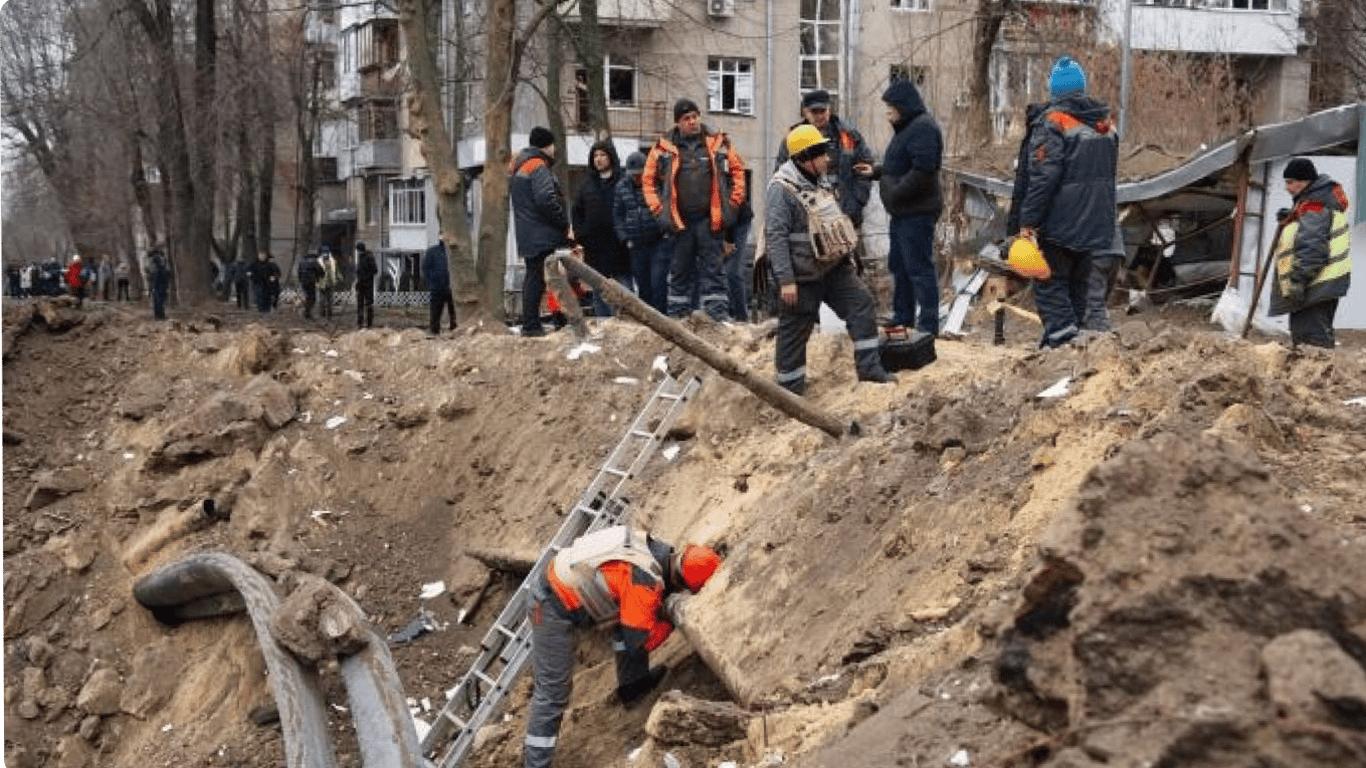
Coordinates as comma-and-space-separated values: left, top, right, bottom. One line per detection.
709, 58, 755, 115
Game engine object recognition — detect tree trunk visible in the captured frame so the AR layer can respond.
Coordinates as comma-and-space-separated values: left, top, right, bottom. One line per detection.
186, 0, 217, 305
967, 0, 1009, 146
478, 0, 518, 322
398, 0, 486, 324
565, 0, 610, 140
127, 0, 198, 302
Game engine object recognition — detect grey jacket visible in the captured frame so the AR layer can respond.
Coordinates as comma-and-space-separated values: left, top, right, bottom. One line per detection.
765, 161, 842, 285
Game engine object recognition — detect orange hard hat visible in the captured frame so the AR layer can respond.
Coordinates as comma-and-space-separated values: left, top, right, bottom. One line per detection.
1007, 236, 1050, 280
675, 545, 721, 593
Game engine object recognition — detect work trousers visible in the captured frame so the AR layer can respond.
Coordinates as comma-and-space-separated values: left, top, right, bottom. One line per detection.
521, 251, 551, 334
774, 261, 882, 394
1289, 298, 1339, 349
118, 279, 131, 302
667, 217, 729, 321
887, 213, 940, 334
1084, 254, 1123, 332
1034, 243, 1090, 348
254, 283, 271, 313
429, 288, 455, 334
725, 217, 753, 322
630, 239, 671, 315
302, 284, 318, 318
525, 582, 577, 768
320, 287, 334, 318
356, 280, 375, 328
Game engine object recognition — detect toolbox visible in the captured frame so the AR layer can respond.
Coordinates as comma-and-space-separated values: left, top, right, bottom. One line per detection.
879, 326, 936, 371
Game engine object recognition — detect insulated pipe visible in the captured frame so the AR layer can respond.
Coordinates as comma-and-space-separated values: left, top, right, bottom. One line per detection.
134, 552, 426, 768
548, 254, 855, 439
133, 552, 339, 768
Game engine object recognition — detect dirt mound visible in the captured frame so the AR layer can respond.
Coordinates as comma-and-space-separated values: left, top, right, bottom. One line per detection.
4, 298, 1365, 768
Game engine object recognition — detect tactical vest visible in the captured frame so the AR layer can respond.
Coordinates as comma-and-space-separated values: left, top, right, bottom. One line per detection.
550, 526, 664, 624
774, 176, 859, 264
1275, 210, 1352, 296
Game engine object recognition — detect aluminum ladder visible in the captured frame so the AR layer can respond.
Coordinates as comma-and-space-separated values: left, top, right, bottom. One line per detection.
420, 371, 701, 768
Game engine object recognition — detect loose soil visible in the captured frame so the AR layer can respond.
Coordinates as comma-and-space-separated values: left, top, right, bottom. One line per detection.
4, 292, 1365, 768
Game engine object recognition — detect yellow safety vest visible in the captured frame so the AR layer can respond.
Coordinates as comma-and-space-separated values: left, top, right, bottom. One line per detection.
1275, 210, 1352, 296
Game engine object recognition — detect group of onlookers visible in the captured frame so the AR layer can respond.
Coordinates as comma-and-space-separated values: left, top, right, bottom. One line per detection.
6, 254, 133, 303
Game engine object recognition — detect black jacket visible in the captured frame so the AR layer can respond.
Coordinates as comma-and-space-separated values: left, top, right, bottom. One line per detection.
573, 141, 632, 276
877, 79, 943, 220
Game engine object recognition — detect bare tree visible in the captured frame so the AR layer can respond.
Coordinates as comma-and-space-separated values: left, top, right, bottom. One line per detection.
398, 0, 487, 322
1309, 0, 1366, 108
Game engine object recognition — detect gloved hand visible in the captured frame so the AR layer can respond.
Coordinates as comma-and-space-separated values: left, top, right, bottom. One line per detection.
1284, 280, 1306, 305
616, 665, 667, 707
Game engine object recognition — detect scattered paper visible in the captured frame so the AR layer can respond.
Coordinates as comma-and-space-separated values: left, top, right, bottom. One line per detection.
948, 749, 971, 767
652, 355, 669, 374
1036, 376, 1072, 399
661, 444, 680, 461
567, 341, 601, 360
324, 349, 339, 357
420, 581, 447, 600
325, 416, 347, 429
123, 453, 135, 460
614, 376, 640, 385
1344, 396, 1366, 407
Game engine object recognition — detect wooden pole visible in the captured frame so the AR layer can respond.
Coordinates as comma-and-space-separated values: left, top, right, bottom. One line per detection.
549, 254, 855, 439
667, 596, 765, 709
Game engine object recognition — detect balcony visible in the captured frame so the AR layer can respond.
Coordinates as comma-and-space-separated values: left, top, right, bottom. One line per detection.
562, 0, 671, 28
352, 139, 400, 173
1120, 0, 1304, 55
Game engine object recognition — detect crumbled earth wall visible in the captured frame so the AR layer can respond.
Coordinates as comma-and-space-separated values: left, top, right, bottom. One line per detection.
3, 298, 1365, 768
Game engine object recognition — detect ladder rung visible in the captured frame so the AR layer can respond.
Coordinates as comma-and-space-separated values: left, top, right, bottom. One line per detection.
420, 374, 700, 768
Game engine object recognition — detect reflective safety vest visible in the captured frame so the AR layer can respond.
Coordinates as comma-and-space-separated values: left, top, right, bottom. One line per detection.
1275, 209, 1352, 296
548, 526, 663, 624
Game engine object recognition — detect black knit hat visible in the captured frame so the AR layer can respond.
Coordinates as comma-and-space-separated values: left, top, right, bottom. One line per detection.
673, 98, 700, 122
1283, 157, 1317, 182
529, 126, 555, 149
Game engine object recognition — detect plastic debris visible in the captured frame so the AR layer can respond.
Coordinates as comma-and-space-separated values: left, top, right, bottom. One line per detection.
567, 341, 601, 360
1344, 396, 1366, 407
387, 607, 443, 645
420, 581, 446, 600
947, 748, 970, 766
325, 416, 347, 429
1036, 376, 1072, 399
661, 444, 680, 461
662, 752, 682, 768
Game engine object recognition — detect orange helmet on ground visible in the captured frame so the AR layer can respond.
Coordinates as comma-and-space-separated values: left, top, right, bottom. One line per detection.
674, 545, 721, 593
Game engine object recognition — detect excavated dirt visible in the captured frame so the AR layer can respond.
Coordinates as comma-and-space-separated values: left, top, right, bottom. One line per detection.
4, 293, 1366, 768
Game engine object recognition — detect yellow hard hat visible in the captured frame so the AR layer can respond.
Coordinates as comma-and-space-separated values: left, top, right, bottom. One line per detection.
785, 125, 829, 160
1007, 236, 1050, 280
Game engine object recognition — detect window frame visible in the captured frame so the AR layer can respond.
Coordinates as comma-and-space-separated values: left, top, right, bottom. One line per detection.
388, 178, 427, 227
708, 57, 756, 116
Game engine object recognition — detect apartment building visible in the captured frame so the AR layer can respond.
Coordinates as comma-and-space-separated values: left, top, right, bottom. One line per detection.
312, 0, 1317, 279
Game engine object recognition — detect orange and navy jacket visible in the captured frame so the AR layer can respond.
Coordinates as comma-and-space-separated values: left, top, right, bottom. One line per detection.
547, 559, 673, 653
509, 147, 571, 258
1017, 94, 1118, 252
642, 126, 746, 235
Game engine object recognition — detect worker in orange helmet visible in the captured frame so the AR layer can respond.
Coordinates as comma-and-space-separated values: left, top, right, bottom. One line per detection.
524, 525, 721, 768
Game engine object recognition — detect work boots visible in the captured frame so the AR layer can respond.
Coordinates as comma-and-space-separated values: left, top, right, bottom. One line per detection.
855, 350, 898, 385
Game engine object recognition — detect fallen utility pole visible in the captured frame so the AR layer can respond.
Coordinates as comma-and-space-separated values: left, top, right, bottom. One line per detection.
547, 253, 855, 439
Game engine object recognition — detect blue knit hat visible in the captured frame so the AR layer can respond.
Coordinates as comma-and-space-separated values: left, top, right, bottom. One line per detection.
1049, 57, 1086, 99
